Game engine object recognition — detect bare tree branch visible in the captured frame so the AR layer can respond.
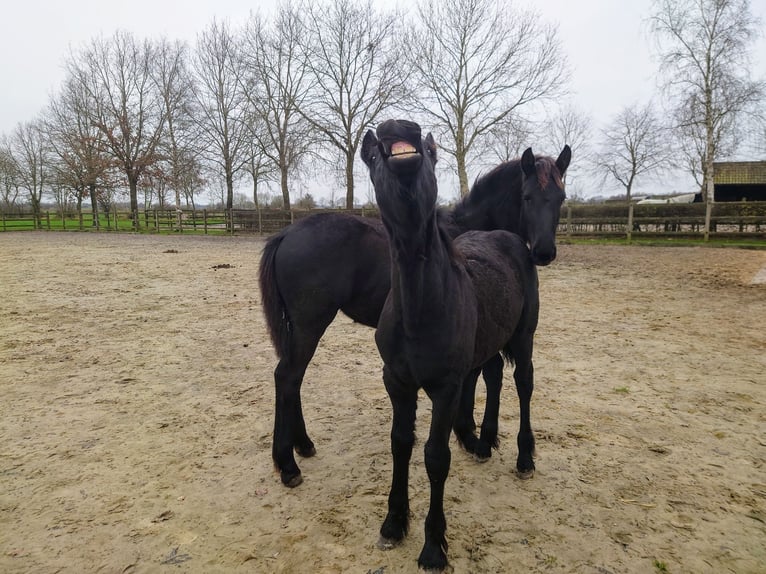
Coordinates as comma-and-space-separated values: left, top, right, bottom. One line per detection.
593, 101, 673, 201
409, 0, 568, 195
299, 0, 408, 208
650, 0, 765, 202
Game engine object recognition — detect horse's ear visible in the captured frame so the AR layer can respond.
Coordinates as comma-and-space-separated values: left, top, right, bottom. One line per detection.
425, 133, 437, 163
361, 129, 378, 167
521, 147, 536, 177
556, 145, 572, 176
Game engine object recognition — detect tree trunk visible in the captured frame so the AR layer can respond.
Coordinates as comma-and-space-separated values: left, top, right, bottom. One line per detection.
89, 184, 99, 229
345, 150, 355, 210
280, 164, 291, 210
226, 170, 234, 210
457, 152, 469, 197
129, 175, 139, 229
705, 126, 715, 204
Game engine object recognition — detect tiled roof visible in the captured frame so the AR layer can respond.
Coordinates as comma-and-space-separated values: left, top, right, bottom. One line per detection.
713, 161, 766, 184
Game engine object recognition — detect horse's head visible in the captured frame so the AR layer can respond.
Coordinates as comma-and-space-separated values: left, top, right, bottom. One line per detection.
520, 145, 571, 266
361, 119, 438, 223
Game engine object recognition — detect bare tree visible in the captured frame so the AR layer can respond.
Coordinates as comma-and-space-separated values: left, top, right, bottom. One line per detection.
155, 37, 199, 216
0, 138, 22, 212
650, 0, 765, 202
542, 104, 592, 197
8, 119, 50, 227
191, 20, 250, 210
483, 113, 536, 166
240, 7, 313, 209
45, 75, 113, 227
593, 102, 672, 201
300, 0, 407, 208
241, 127, 277, 210
68, 31, 167, 225
409, 0, 568, 195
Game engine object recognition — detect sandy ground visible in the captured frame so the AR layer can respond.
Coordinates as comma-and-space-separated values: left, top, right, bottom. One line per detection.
0, 232, 764, 574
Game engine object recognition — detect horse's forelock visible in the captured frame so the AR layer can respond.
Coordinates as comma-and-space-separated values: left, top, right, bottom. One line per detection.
535, 157, 562, 190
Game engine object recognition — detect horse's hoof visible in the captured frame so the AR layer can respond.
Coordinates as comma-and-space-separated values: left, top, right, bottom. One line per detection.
376, 535, 401, 551
280, 471, 303, 488
516, 468, 535, 480
295, 444, 316, 458
417, 547, 449, 572
471, 451, 491, 463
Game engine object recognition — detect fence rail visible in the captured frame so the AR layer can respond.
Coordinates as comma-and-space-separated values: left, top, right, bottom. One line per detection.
2, 202, 765, 239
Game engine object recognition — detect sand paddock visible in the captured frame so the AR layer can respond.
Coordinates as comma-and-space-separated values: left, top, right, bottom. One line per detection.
1, 232, 764, 573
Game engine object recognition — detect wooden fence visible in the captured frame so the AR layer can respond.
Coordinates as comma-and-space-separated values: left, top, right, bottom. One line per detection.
560, 202, 765, 240
2, 202, 765, 240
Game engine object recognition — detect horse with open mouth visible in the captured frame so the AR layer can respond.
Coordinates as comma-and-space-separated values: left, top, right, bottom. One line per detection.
362, 119, 542, 570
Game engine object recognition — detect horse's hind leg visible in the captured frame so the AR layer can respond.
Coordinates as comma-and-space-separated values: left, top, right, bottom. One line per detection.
478, 353, 504, 453
453, 367, 483, 457
272, 322, 329, 487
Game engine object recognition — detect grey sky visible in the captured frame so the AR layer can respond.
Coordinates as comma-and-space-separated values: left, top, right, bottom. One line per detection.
1, 0, 764, 199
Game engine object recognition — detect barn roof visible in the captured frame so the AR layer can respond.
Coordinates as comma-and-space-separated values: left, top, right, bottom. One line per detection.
713, 161, 766, 184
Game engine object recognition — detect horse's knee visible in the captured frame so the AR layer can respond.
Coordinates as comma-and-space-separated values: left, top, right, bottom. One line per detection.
424, 441, 451, 483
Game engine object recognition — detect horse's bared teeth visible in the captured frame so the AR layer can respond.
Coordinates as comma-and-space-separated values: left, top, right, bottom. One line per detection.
391, 141, 417, 156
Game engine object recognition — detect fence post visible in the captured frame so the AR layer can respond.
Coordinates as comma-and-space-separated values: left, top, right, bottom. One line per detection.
566, 205, 572, 237
203, 209, 208, 234
626, 203, 634, 243
703, 201, 712, 242
46, 212, 51, 230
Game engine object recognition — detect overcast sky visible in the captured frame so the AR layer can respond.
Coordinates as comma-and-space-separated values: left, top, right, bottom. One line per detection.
1, 0, 764, 199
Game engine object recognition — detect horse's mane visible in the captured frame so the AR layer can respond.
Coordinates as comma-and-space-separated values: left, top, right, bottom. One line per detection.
453, 159, 524, 219
453, 153, 562, 214
447, 159, 524, 233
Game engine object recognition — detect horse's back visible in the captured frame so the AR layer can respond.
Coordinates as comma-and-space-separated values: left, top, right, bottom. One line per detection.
269, 212, 391, 327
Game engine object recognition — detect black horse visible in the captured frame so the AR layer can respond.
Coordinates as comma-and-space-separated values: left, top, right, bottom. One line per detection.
260, 140, 570, 487
363, 119, 541, 570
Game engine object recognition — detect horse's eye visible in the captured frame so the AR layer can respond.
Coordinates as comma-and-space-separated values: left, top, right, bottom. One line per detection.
523, 196, 532, 202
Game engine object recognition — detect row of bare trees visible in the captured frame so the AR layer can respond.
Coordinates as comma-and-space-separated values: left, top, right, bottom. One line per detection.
594, 0, 765, 202
0, 0, 569, 227
1, 0, 764, 225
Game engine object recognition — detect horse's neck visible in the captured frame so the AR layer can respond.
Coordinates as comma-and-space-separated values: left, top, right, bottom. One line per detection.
450, 163, 522, 235
387, 215, 455, 335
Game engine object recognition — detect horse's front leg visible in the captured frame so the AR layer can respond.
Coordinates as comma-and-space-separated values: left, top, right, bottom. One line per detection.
510, 338, 535, 478
419, 379, 461, 571
379, 367, 417, 546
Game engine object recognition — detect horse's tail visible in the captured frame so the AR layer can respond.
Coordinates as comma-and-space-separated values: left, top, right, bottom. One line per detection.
259, 231, 290, 359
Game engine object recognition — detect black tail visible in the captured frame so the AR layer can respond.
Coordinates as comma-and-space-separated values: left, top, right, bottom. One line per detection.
259, 231, 290, 359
